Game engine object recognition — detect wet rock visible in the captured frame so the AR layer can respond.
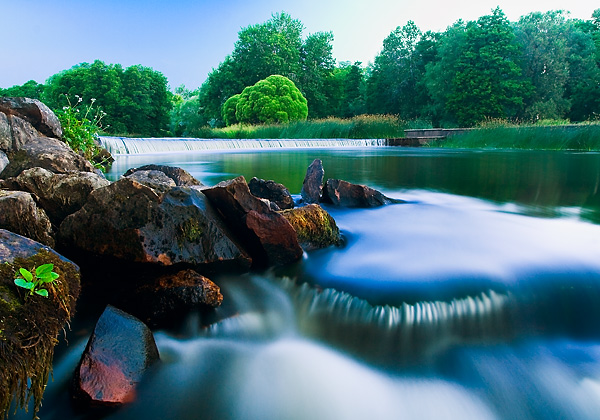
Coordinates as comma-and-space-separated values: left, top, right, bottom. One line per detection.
73, 305, 159, 407
281, 204, 341, 251
0, 229, 80, 419
203, 176, 303, 267
322, 179, 400, 207
9, 167, 110, 225
127, 269, 223, 326
300, 159, 324, 204
123, 164, 202, 187
125, 169, 176, 193
0, 190, 54, 246
248, 177, 294, 210
58, 178, 250, 268
0, 136, 95, 179
0, 97, 62, 139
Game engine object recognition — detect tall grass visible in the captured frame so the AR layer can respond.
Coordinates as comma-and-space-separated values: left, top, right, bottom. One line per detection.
206, 115, 431, 139
441, 121, 600, 151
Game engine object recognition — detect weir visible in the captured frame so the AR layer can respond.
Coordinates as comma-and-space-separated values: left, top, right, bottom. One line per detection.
99, 136, 389, 154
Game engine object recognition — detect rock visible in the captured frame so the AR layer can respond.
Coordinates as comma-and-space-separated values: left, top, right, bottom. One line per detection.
9, 167, 110, 225
6, 115, 44, 153
301, 159, 324, 204
0, 229, 80, 419
0, 136, 95, 179
248, 177, 294, 210
58, 178, 251, 268
203, 176, 303, 266
0, 97, 62, 138
127, 269, 223, 326
0, 151, 8, 174
73, 305, 159, 407
0, 190, 54, 246
123, 164, 202, 187
0, 113, 11, 152
321, 179, 400, 207
281, 204, 341, 251
125, 169, 176, 193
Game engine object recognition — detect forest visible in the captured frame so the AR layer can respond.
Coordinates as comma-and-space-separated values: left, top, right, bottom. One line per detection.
2, 8, 600, 137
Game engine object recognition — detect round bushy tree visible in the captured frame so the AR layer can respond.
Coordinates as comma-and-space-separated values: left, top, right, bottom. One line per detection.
235, 75, 308, 124
222, 94, 241, 126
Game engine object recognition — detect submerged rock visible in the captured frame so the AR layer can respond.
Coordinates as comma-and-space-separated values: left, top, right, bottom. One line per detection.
58, 177, 250, 268
203, 176, 303, 267
0, 229, 80, 419
300, 159, 324, 204
127, 269, 223, 326
0, 190, 54, 246
8, 167, 110, 225
281, 204, 341, 251
0, 136, 95, 178
248, 177, 294, 210
123, 164, 202, 187
321, 178, 401, 207
73, 305, 159, 407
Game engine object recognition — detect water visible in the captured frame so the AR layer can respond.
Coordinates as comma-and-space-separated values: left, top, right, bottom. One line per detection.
15, 145, 600, 419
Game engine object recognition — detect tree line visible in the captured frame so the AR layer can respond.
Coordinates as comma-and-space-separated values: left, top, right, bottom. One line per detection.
2, 8, 600, 136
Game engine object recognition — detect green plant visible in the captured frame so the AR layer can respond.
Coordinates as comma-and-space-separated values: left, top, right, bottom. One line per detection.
13, 264, 59, 298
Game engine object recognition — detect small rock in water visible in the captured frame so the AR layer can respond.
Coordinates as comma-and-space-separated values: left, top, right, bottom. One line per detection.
322, 179, 401, 207
248, 177, 294, 210
281, 204, 341, 251
72, 305, 159, 407
300, 159, 324, 204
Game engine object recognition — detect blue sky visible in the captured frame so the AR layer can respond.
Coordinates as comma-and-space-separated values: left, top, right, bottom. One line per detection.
2, 0, 597, 90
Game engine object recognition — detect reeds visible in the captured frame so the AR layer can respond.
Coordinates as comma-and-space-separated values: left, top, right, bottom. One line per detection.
206, 115, 428, 139
442, 121, 600, 151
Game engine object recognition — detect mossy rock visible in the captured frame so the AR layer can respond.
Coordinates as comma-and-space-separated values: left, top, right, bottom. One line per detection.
0, 229, 80, 419
280, 204, 341, 251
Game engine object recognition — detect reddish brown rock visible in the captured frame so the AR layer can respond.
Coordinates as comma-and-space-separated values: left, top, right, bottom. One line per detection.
321, 179, 401, 207
73, 305, 159, 407
300, 159, 324, 204
203, 176, 303, 267
58, 178, 250, 268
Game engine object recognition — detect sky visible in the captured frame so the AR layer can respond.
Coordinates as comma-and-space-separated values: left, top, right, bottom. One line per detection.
2, 0, 597, 91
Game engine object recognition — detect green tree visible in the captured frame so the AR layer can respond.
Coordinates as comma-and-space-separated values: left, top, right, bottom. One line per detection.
235, 75, 308, 124
0, 80, 45, 99
222, 94, 241, 126
299, 31, 336, 118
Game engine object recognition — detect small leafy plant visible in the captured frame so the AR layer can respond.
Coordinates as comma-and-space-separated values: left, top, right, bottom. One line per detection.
14, 264, 59, 298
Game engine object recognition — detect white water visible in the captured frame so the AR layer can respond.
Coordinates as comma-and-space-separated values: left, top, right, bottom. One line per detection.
99, 136, 389, 155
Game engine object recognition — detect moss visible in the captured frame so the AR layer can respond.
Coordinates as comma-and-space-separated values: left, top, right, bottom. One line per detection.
178, 218, 204, 244
281, 204, 341, 251
0, 249, 80, 419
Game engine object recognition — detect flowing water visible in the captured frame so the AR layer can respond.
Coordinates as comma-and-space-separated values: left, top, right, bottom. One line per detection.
15, 143, 600, 419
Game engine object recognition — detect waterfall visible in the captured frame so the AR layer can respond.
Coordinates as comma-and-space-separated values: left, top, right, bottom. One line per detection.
99, 136, 389, 154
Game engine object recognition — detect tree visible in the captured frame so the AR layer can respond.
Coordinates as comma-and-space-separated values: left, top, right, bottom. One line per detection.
222, 94, 241, 126
0, 80, 45, 99
234, 75, 308, 124
299, 31, 336, 118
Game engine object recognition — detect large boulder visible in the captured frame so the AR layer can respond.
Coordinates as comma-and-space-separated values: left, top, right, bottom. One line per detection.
0, 97, 62, 139
72, 305, 159, 407
0, 229, 80, 419
281, 204, 341, 251
248, 177, 294, 210
300, 159, 324, 204
2, 115, 43, 154
7, 167, 110, 225
126, 269, 223, 326
58, 178, 251, 268
123, 164, 202, 187
203, 176, 303, 267
321, 179, 400, 207
0, 136, 95, 179
0, 190, 54, 246
125, 169, 176, 193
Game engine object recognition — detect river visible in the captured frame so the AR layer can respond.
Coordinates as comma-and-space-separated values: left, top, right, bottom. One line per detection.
14, 143, 600, 419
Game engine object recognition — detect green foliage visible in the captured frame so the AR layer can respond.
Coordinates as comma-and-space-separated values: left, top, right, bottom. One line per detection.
43, 60, 172, 136
13, 264, 59, 298
234, 75, 308, 125
222, 94, 241, 126
0, 80, 45, 99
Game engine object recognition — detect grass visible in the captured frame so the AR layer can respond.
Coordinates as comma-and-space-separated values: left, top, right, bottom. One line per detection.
441, 120, 600, 151
207, 115, 432, 140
